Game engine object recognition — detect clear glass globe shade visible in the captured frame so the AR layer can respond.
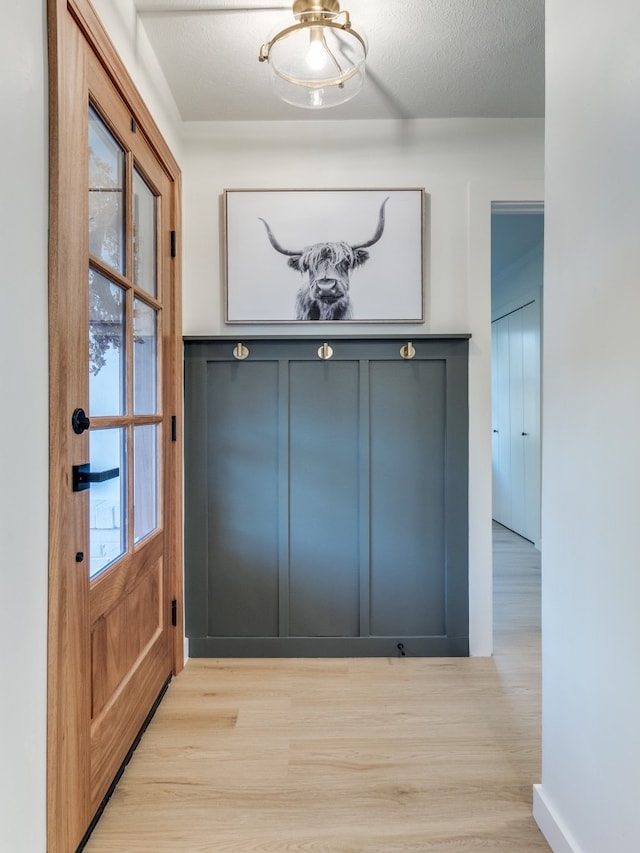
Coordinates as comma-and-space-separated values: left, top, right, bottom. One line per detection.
270, 65, 365, 109
267, 20, 367, 109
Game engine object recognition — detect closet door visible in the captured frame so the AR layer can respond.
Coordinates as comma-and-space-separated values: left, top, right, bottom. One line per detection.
521, 300, 541, 541
184, 337, 469, 657
509, 308, 527, 536
491, 302, 540, 543
492, 316, 512, 526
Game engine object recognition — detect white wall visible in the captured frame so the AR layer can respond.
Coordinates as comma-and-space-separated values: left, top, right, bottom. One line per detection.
182, 118, 544, 655
91, 0, 183, 159
0, 3, 48, 851
534, 1, 640, 851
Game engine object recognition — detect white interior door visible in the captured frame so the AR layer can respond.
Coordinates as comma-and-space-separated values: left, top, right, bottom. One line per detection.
492, 314, 512, 526
491, 301, 540, 543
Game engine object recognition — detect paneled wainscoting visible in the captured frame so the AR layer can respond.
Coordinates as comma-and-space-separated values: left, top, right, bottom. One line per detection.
184, 336, 469, 658
84, 523, 547, 852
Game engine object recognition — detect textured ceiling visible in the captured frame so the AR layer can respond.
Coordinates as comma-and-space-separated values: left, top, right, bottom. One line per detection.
133, 0, 545, 122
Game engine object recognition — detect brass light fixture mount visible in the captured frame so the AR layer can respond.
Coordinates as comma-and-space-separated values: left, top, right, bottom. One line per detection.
259, 0, 367, 109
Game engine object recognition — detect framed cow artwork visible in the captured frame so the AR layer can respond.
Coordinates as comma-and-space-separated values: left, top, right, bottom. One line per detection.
223, 188, 426, 323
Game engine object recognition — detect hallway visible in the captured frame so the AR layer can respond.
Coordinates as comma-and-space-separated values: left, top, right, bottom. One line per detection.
84, 525, 547, 852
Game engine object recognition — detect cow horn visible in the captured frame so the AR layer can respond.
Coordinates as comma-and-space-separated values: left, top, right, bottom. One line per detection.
352, 197, 389, 250
258, 218, 300, 257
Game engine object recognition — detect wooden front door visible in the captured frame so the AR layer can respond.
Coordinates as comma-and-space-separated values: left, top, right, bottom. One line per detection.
48, 2, 183, 851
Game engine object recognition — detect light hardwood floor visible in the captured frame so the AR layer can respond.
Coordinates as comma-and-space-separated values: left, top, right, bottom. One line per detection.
84, 523, 548, 852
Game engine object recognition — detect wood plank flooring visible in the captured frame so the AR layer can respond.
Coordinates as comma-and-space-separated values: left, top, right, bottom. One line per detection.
84, 523, 548, 852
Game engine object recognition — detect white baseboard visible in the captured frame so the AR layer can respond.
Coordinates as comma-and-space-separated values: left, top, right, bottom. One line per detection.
533, 785, 584, 853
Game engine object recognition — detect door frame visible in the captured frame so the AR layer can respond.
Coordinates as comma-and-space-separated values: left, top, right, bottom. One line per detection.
47, 2, 183, 851
467, 179, 544, 656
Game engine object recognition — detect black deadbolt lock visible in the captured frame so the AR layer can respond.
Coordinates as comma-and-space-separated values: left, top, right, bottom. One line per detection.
72, 408, 91, 434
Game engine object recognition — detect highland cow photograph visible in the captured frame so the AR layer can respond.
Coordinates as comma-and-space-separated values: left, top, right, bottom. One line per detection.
224, 188, 425, 323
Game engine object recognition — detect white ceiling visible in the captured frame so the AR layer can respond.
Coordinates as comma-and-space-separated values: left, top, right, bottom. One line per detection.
133, 0, 545, 122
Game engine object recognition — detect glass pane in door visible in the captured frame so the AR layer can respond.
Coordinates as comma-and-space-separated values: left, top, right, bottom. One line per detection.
89, 428, 126, 579
88, 105, 125, 274
133, 298, 157, 415
133, 168, 157, 297
134, 424, 157, 543
89, 270, 125, 416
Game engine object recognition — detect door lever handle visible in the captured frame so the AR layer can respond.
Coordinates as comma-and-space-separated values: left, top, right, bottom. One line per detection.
72, 463, 119, 492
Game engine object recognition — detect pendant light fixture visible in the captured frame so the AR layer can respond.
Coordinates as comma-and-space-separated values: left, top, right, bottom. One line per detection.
259, 0, 367, 109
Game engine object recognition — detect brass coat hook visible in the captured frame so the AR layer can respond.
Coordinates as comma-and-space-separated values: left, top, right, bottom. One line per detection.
400, 341, 416, 360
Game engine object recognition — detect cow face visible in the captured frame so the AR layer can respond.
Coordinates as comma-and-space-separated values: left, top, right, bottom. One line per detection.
288, 242, 370, 306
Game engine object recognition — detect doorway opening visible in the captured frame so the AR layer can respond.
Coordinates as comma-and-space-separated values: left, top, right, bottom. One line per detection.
490, 202, 544, 791
490, 201, 544, 547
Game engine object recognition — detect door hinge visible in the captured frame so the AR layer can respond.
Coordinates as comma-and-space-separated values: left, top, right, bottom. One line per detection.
171, 598, 177, 627
170, 230, 177, 258
131, 117, 137, 133
171, 415, 177, 442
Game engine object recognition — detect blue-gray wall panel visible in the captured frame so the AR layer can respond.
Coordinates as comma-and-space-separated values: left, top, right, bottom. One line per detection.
369, 360, 446, 636
289, 362, 360, 636
184, 336, 469, 656
184, 356, 208, 638
206, 361, 280, 637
